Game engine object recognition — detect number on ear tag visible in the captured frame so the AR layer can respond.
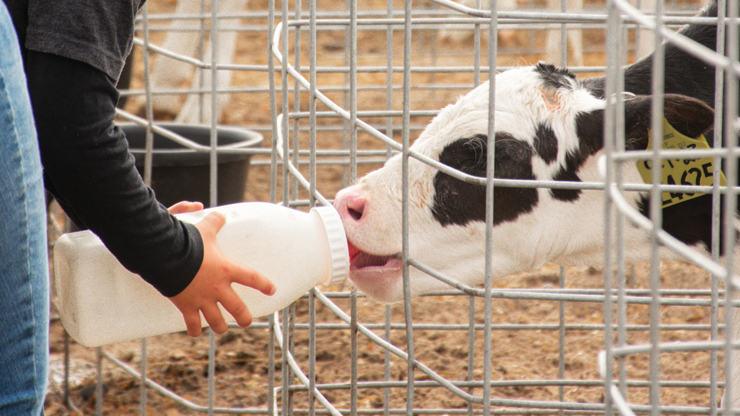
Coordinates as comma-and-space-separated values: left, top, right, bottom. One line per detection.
636, 117, 727, 208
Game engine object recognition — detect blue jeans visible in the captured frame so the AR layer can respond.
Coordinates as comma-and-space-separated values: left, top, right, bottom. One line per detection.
0, 3, 49, 415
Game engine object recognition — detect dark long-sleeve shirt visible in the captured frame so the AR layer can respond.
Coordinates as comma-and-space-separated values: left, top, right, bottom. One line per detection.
4, 0, 203, 297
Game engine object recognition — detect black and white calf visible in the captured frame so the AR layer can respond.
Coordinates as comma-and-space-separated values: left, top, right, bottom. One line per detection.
335, 0, 740, 403
335, 0, 730, 304
335, 0, 740, 405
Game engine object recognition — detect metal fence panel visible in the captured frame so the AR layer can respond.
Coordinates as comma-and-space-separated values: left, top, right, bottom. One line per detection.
47, 0, 738, 414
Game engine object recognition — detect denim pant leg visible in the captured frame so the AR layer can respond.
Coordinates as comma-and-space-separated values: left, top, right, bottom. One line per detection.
0, 3, 50, 416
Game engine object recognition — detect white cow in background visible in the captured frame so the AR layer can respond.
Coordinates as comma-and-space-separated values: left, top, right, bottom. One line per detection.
139, 0, 246, 124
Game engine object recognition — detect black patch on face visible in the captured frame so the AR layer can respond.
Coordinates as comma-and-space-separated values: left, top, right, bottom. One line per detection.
432, 134, 539, 227
533, 123, 558, 164
547, 109, 605, 202
535, 62, 576, 91
550, 154, 583, 201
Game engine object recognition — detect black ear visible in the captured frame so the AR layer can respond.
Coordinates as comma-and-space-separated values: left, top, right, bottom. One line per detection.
624, 94, 714, 150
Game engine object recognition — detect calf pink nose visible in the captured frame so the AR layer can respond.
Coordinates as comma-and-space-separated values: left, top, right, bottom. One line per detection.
334, 187, 367, 223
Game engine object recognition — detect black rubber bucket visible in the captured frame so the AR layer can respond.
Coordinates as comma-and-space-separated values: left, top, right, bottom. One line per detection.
121, 123, 263, 208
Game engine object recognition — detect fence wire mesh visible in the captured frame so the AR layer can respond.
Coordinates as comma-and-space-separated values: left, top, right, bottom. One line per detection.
45, 0, 740, 414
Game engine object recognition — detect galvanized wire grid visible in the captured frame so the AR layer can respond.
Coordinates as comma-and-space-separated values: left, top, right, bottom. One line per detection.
51, 0, 740, 414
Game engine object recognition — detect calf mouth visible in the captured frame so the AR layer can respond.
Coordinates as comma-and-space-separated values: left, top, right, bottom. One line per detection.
347, 241, 403, 282
351, 252, 402, 271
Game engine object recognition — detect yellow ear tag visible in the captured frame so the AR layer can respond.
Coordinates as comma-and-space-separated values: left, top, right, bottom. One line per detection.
636, 117, 727, 209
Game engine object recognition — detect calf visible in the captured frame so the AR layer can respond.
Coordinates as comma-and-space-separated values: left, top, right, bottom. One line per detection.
334, 0, 729, 303
334, 0, 740, 405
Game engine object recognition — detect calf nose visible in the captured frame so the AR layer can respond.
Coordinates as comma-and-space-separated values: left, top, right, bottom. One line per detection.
334, 186, 367, 223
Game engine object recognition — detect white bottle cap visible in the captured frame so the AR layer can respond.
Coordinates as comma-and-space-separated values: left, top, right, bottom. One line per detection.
311, 205, 350, 286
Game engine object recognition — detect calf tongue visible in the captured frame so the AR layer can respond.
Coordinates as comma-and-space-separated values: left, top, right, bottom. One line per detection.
348, 240, 361, 263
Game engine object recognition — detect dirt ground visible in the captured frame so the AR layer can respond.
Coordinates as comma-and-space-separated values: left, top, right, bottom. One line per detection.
43, 0, 719, 414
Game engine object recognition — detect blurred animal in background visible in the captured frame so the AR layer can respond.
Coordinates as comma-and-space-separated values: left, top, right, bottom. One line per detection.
123, 0, 247, 123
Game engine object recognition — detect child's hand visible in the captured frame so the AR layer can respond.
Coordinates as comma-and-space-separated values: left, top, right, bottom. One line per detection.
168, 211, 276, 336
168, 200, 204, 214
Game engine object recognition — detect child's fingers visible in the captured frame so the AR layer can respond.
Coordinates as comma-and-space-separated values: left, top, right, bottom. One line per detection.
180, 307, 204, 337
231, 265, 275, 296
219, 289, 253, 329
168, 200, 204, 214
201, 303, 228, 334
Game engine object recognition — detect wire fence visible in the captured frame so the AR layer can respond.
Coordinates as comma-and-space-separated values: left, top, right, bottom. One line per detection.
46, 0, 740, 414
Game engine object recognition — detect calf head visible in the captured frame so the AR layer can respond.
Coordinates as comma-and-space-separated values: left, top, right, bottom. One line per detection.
334, 63, 714, 303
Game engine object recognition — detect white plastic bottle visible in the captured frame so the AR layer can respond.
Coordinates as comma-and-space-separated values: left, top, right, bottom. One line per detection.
54, 202, 349, 347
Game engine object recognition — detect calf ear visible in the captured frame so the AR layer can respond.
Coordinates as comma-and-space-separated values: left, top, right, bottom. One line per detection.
624, 94, 714, 150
